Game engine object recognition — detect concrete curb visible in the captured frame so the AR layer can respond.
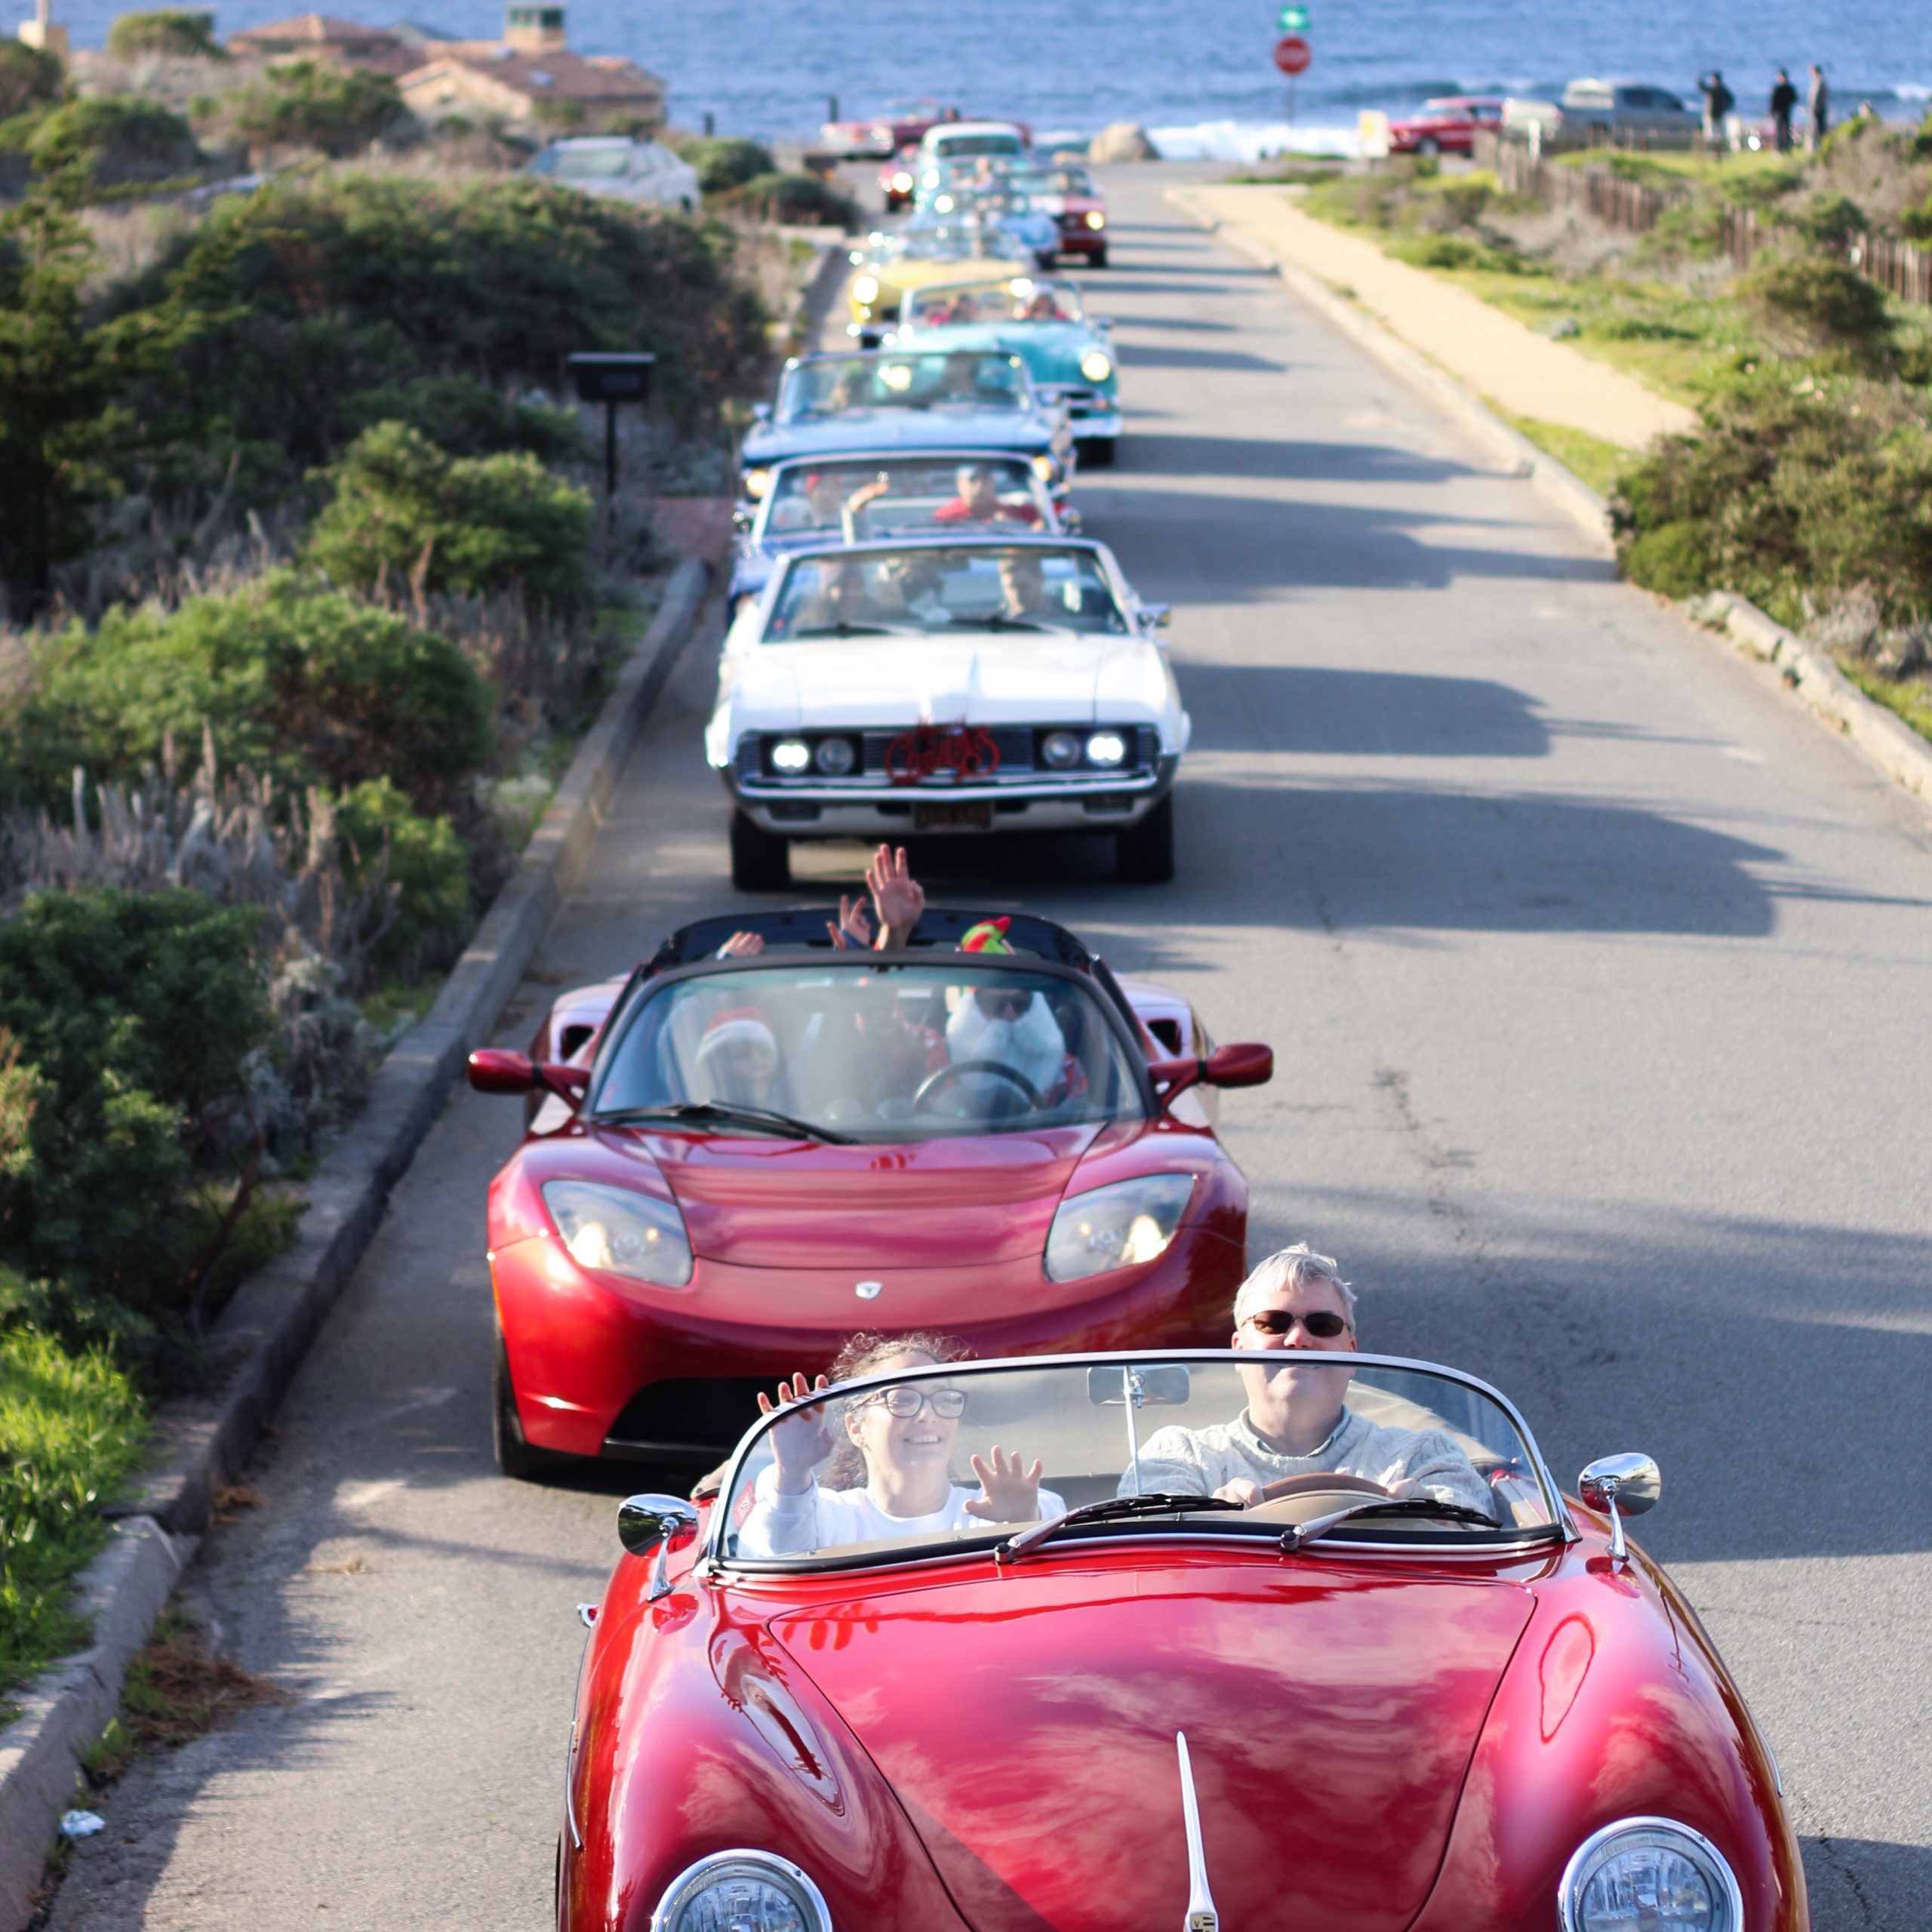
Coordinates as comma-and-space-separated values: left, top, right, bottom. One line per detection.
1164, 186, 1614, 556
1167, 183, 1932, 817
0, 555, 713, 1925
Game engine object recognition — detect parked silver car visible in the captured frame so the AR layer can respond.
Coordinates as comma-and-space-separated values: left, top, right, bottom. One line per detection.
526, 137, 702, 211
1504, 79, 1695, 149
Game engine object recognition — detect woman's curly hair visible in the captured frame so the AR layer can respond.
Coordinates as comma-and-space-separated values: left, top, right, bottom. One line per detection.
821, 1329, 969, 1489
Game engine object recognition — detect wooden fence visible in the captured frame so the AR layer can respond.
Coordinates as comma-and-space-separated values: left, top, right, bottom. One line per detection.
1472, 129, 1932, 305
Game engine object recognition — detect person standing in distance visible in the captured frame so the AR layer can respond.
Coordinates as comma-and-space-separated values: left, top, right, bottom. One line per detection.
1769, 68, 1798, 154
1807, 64, 1830, 150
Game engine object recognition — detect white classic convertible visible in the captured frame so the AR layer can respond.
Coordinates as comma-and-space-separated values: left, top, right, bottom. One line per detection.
705, 534, 1189, 888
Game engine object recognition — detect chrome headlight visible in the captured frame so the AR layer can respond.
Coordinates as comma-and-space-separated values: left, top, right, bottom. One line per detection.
1085, 210, 1106, 229
814, 735, 856, 775
1040, 730, 1082, 770
1078, 349, 1113, 383
652, 1850, 832, 1932
1560, 1820, 1743, 1932
851, 274, 880, 304
1045, 1174, 1195, 1281
770, 738, 811, 773
543, 1180, 693, 1287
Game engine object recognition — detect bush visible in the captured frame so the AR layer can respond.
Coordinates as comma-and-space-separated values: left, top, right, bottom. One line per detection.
1797, 192, 1866, 251
674, 134, 773, 194
105, 9, 226, 60
304, 421, 593, 608
1386, 232, 1525, 275
222, 59, 402, 157
0, 42, 62, 122
20, 571, 491, 810
340, 372, 584, 463
713, 170, 857, 229
1739, 252, 1891, 364
0, 890, 269, 1356
335, 777, 470, 979
26, 95, 200, 184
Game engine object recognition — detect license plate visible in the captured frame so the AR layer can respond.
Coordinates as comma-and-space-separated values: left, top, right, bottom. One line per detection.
914, 801, 993, 831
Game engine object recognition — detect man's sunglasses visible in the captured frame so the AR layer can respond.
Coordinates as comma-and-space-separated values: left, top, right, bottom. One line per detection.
1242, 1309, 1350, 1340
854, 1386, 968, 1419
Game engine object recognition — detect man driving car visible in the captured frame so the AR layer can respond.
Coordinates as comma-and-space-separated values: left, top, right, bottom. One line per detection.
1129, 1245, 1494, 1515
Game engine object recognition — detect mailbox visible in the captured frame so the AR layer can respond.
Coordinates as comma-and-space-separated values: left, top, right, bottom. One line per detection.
567, 352, 657, 406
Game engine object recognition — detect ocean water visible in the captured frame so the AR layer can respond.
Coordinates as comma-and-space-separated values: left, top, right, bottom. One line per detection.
20, 0, 1932, 149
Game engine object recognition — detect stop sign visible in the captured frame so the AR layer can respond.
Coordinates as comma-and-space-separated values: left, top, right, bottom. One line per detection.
1273, 33, 1311, 74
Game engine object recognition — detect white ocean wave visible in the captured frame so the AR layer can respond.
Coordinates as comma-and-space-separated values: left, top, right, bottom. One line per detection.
1148, 118, 1361, 162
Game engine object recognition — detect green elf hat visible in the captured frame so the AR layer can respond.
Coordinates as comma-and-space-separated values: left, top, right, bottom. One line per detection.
959, 917, 1015, 954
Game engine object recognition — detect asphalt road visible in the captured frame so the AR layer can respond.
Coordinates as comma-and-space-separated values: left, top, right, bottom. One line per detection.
44, 169, 1932, 1930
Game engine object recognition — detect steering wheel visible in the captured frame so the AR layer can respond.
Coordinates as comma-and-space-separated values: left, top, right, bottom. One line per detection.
912, 1059, 1044, 1115
1257, 1471, 1391, 1505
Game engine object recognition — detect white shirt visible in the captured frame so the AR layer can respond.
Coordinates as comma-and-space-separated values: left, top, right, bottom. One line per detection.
1129, 1407, 1494, 1518
737, 1468, 1069, 1558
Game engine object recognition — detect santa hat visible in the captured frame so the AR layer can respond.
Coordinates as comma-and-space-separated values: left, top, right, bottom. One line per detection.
959, 917, 1014, 954
697, 1006, 779, 1066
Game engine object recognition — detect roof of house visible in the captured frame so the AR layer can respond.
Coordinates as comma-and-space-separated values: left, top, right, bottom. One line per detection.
229, 12, 401, 46
398, 45, 665, 102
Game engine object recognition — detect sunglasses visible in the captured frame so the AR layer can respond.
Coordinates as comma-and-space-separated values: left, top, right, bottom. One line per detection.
1242, 1309, 1350, 1340
855, 1386, 968, 1419
973, 987, 1032, 1015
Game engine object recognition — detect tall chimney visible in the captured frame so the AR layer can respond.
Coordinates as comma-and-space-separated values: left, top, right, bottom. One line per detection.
503, 4, 565, 51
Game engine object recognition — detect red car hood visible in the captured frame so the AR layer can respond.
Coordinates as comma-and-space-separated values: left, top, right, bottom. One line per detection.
773, 1561, 1532, 1932
641, 1123, 1109, 1267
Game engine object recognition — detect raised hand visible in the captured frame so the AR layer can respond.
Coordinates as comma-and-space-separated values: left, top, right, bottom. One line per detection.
826, 894, 875, 951
758, 1373, 832, 1491
718, 931, 764, 958
964, 1444, 1045, 1521
866, 844, 925, 949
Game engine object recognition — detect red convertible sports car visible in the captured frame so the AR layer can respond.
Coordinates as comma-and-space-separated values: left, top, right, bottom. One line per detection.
1386, 95, 1506, 155
563, 1347, 1806, 1931
468, 909, 1270, 1478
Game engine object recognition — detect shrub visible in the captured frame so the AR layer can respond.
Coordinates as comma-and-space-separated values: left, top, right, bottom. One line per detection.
20, 571, 491, 810
0, 889, 269, 1356
1739, 252, 1891, 364
674, 134, 773, 194
0, 42, 62, 122
335, 777, 470, 979
222, 60, 402, 157
1797, 192, 1866, 252
26, 95, 200, 184
713, 170, 857, 229
105, 9, 226, 60
304, 421, 593, 608
340, 372, 584, 463
1386, 232, 1525, 275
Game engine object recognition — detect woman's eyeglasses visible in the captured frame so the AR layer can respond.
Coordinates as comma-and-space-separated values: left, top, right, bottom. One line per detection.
855, 1386, 968, 1419
1242, 1309, 1350, 1340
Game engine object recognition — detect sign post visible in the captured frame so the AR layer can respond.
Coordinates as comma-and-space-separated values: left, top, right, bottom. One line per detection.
1272, 33, 1312, 142
567, 352, 657, 549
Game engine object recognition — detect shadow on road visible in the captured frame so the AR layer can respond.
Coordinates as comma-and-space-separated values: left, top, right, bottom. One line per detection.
1117, 344, 1288, 373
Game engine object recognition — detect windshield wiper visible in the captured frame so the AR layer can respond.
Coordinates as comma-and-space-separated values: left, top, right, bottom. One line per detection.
995, 1491, 1242, 1564
1279, 1496, 1499, 1552
595, 1102, 855, 1144
788, 622, 906, 638
978, 613, 1051, 632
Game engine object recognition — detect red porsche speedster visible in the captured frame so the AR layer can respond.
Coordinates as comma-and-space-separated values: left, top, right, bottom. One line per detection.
1385, 95, 1506, 156
561, 1347, 1806, 1932
469, 909, 1270, 1479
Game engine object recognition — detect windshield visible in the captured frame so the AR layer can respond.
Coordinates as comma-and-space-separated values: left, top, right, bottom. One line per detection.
551, 147, 633, 180
905, 277, 1085, 327
718, 1353, 1559, 1567
760, 458, 1048, 539
766, 544, 1128, 638
594, 960, 1145, 1140
1015, 166, 1095, 196
935, 133, 1023, 158
777, 353, 1027, 423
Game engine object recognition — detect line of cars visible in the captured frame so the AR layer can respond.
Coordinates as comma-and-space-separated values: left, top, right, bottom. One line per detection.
461, 124, 1812, 1932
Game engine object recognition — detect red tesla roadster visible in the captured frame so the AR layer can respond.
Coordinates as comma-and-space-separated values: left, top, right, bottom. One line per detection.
560, 1347, 1805, 1931
469, 909, 1271, 1478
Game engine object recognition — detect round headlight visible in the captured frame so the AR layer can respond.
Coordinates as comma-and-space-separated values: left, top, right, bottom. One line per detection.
744, 467, 773, 500
653, 1850, 832, 1932
542, 1180, 693, 1287
934, 193, 955, 213
891, 171, 912, 192
1079, 349, 1113, 383
1086, 731, 1128, 768
814, 736, 856, 775
770, 739, 811, 774
1561, 1820, 1743, 1932
1041, 730, 1081, 769
1085, 210, 1106, 230
851, 274, 880, 304
1030, 454, 1057, 481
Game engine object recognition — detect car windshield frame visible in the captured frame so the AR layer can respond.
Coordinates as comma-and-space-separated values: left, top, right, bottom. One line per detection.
752, 456, 1054, 543
776, 352, 1033, 424
903, 276, 1088, 328
706, 1348, 1571, 1577
585, 950, 1156, 1144
759, 540, 1131, 641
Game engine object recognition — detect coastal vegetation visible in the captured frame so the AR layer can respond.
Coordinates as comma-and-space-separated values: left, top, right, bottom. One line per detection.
0, 37, 780, 1694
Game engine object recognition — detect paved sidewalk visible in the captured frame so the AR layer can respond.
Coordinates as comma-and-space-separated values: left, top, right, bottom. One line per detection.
1188, 183, 1697, 451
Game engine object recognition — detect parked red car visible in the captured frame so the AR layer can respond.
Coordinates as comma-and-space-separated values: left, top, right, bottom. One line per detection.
1386, 95, 1506, 155
878, 143, 921, 212
823, 98, 949, 159
469, 909, 1269, 1478
561, 1348, 1806, 1932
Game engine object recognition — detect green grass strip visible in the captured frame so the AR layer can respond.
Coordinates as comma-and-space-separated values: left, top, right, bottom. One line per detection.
1837, 658, 1932, 746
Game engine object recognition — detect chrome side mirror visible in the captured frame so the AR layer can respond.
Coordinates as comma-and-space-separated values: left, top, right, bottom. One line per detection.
1577, 1453, 1660, 1564
618, 1494, 700, 1601
1140, 603, 1171, 630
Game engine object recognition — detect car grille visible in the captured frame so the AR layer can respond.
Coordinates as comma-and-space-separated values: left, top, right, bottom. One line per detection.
738, 724, 1158, 789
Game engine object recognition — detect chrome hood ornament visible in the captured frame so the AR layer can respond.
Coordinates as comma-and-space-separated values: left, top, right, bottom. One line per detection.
1176, 1730, 1219, 1932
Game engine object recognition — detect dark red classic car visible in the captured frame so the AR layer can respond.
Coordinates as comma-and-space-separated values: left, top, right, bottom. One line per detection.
879, 144, 921, 212
561, 1349, 1805, 1932
468, 910, 1269, 1478
1015, 161, 1109, 266
824, 99, 950, 159
1386, 95, 1506, 155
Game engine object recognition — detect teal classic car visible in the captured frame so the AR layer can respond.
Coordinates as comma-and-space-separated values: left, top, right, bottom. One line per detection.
888, 275, 1121, 465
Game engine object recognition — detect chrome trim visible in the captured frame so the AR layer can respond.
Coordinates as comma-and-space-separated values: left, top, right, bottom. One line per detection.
1558, 1817, 1744, 1932
617, 1494, 700, 1601
649, 1849, 833, 1932
703, 1346, 1573, 1569
1577, 1452, 1661, 1564
1176, 1732, 1220, 1932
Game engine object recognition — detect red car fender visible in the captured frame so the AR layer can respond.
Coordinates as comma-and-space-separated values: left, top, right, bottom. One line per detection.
1410, 1521, 1807, 1931
565, 1554, 973, 1932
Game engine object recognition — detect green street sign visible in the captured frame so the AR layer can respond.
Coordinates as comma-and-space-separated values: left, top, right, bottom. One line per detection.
1278, 5, 1309, 28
